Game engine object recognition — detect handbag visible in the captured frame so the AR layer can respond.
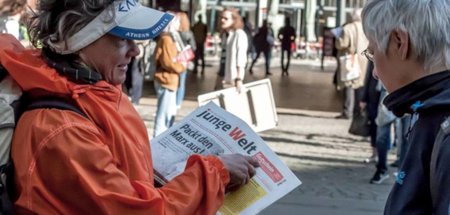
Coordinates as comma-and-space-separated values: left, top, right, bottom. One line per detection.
339, 54, 361, 82
266, 32, 275, 46
348, 109, 371, 137
176, 45, 195, 63
171, 31, 195, 63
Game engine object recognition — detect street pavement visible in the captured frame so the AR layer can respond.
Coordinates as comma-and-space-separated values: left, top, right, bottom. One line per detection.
134, 56, 397, 215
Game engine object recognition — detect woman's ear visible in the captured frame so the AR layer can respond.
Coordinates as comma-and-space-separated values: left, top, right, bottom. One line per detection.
390, 29, 409, 60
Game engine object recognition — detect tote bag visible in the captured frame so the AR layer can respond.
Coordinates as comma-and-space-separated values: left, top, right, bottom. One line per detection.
339, 54, 361, 82
339, 23, 361, 82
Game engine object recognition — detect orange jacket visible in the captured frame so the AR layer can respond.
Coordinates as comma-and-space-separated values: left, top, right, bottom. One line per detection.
0, 34, 229, 215
154, 33, 186, 91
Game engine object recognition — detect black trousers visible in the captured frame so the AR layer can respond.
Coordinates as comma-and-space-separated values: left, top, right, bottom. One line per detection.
280, 48, 292, 72
194, 44, 205, 73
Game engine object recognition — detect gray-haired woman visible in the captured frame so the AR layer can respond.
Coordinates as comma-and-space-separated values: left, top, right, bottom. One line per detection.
0, 0, 258, 214
362, 0, 450, 214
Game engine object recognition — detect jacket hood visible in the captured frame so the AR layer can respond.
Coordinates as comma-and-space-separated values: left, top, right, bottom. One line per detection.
0, 34, 73, 95
0, 34, 115, 100
384, 70, 450, 117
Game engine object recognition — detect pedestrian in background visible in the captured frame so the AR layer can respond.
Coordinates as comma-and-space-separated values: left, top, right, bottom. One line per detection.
176, 11, 196, 110
278, 17, 296, 76
248, 19, 274, 76
192, 14, 208, 75
360, 61, 380, 165
370, 83, 396, 184
153, 13, 185, 136
362, 0, 450, 213
243, 16, 255, 69
214, 7, 248, 92
1, 0, 259, 213
335, 9, 368, 119
124, 56, 143, 105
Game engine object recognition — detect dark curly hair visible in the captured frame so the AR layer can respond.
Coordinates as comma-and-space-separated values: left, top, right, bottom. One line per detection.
27, 0, 118, 49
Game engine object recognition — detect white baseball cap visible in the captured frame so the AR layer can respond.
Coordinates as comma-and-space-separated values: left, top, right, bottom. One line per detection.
48, 0, 173, 54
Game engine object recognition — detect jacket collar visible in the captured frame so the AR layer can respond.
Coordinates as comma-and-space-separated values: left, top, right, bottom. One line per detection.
41, 48, 103, 85
384, 70, 450, 117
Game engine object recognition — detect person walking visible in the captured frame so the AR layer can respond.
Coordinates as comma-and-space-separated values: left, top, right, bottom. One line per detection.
175, 11, 196, 110
242, 16, 255, 69
153, 13, 185, 136
278, 17, 296, 76
248, 19, 274, 76
335, 9, 368, 119
214, 8, 248, 91
0, 1, 259, 213
192, 14, 208, 75
362, 0, 450, 213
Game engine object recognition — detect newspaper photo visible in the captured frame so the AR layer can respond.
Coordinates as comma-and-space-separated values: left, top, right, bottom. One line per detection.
151, 102, 301, 215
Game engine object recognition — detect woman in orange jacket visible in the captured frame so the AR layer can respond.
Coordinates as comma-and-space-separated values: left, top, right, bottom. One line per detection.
0, 0, 259, 214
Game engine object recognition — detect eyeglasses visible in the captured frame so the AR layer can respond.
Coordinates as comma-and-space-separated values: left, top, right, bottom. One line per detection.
361, 49, 374, 62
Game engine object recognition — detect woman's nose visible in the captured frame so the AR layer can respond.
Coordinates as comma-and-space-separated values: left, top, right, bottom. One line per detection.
128, 40, 140, 57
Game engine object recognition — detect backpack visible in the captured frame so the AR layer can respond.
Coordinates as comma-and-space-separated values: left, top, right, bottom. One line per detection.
266, 30, 275, 47
0, 66, 87, 215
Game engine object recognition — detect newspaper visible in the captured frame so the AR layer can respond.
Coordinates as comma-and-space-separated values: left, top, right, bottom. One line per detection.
151, 102, 301, 215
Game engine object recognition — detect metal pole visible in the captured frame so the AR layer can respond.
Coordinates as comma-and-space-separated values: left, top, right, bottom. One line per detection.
268, 0, 279, 24
189, 0, 193, 22
336, 0, 346, 27
210, 0, 221, 34
305, 0, 317, 42
255, 0, 260, 28
239, 0, 245, 17
296, 9, 302, 37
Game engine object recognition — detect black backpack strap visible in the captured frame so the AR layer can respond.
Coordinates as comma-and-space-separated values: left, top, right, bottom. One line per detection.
25, 97, 88, 119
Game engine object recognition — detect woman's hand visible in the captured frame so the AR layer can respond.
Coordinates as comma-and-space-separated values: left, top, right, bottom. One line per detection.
180, 60, 188, 70
218, 154, 260, 192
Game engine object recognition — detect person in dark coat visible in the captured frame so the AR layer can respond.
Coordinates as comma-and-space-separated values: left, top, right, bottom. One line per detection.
192, 14, 207, 75
277, 17, 296, 76
248, 19, 274, 76
360, 61, 380, 164
362, 0, 450, 214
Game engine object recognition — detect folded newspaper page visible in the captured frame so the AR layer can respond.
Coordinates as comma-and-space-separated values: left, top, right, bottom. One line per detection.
151, 102, 301, 215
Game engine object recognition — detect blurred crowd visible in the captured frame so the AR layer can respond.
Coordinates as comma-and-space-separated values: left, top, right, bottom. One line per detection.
1, 0, 449, 214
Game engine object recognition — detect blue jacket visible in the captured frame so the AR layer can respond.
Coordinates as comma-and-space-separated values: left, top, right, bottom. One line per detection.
383, 71, 450, 215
